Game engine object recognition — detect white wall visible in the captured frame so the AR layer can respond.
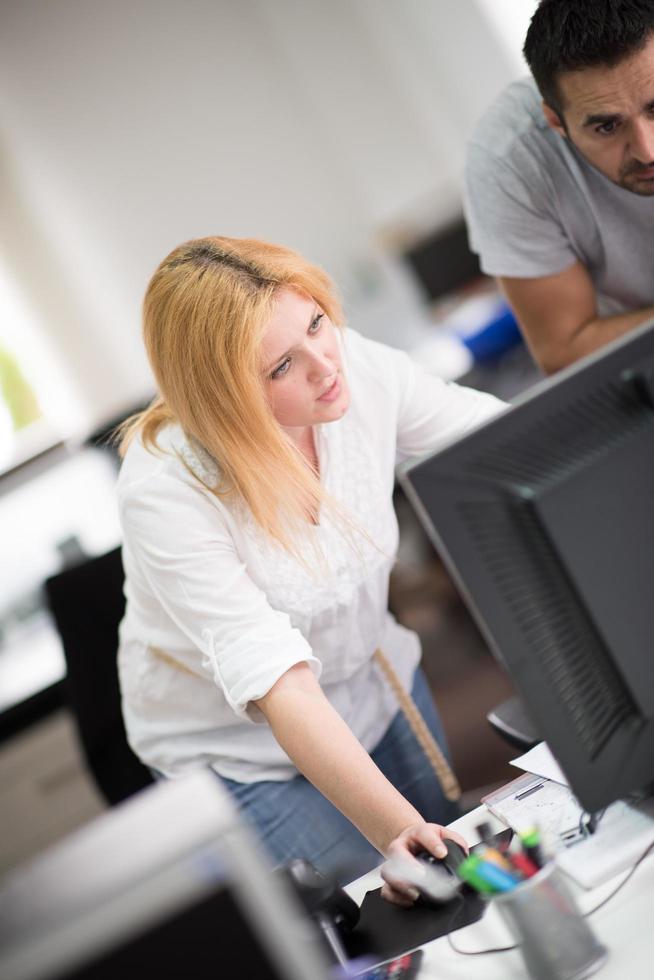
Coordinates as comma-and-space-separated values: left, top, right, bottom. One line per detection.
0, 0, 530, 431
477, 0, 539, 75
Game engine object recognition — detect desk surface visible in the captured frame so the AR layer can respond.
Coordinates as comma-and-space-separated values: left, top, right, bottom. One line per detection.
346, 806, 654, 979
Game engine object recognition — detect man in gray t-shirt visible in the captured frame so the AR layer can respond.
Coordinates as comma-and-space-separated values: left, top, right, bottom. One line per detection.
464, 0, 654, 374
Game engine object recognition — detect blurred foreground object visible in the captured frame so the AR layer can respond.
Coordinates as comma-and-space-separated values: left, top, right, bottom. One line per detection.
0, 771, 330, 980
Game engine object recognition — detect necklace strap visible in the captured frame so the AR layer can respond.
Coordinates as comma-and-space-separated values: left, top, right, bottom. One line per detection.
374, 648, 461, 802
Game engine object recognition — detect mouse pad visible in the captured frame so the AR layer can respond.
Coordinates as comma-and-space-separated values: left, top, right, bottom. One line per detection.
343, 828, 512, 964
343, 886, 486, 963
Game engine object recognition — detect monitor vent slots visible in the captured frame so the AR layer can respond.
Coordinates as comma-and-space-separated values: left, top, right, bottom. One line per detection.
456, 500, 635, 759
462, 381, 651, 489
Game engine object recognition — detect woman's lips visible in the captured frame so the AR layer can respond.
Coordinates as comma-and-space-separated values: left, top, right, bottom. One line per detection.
317, 376, 341, 403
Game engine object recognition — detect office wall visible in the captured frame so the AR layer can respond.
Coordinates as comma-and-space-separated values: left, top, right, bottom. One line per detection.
0, 0, 531, 431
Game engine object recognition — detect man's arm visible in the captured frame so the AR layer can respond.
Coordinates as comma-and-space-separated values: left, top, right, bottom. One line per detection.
499, 261, 654, 375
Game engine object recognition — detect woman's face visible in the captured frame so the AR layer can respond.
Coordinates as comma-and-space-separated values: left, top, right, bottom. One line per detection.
261, 287, 350, 439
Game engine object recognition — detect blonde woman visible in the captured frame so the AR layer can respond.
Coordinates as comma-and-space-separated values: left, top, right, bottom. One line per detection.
117, 236, 504, 905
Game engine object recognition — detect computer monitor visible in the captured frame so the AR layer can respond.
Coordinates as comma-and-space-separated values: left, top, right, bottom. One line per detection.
0, 771, 330, 980
401, 215, 483, 302
399, 317, 654, 815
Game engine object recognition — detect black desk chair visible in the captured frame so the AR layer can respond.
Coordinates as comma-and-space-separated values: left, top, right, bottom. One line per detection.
44, 547, 153, 806
486, 695, 540, 752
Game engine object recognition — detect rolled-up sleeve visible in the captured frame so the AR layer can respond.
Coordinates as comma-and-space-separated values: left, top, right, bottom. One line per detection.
119, 473, 320, 720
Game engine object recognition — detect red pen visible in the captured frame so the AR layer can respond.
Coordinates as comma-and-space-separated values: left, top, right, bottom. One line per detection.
509, 851, 540, 878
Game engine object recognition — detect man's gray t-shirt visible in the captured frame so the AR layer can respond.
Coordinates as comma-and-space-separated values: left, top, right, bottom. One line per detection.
463, 77, 654, 317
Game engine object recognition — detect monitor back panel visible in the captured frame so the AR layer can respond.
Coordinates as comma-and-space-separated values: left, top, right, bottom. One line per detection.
400, 319, 654, 812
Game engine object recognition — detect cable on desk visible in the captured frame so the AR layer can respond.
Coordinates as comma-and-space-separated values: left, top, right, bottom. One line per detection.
445, 894, 517, 957
578, 806, 607, 839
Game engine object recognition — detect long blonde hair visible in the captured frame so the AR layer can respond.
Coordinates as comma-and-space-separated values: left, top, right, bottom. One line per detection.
119, 236, 345, 556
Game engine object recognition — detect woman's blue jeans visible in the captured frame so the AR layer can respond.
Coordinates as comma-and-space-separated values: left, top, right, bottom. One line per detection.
218, 668, 460, 882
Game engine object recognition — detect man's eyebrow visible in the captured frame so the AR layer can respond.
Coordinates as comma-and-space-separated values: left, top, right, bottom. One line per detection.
582, 97, 654, 127
582, 111, 621, 128
264, 305, 319, 374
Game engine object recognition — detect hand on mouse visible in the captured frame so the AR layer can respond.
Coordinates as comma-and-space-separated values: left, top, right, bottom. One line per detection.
380, 822, 469, 907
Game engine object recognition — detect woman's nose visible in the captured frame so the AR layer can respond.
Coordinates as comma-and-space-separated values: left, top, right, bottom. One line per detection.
308, 349, 334, 380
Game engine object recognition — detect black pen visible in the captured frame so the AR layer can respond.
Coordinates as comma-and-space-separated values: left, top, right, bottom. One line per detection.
515, 781, 544, 801
520, 827, 545, 869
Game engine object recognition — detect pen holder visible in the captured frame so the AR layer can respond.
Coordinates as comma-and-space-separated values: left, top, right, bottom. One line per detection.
493, 862, 608, 980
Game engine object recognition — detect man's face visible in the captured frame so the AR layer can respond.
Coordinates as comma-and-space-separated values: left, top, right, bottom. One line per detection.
543, 32, 654, 195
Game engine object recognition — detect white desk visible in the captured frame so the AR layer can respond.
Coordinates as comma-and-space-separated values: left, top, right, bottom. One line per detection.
346, 806, 654, 978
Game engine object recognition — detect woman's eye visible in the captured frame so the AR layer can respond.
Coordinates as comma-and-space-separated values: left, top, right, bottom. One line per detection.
271, 357, 291, 380
308, 313, 324, 334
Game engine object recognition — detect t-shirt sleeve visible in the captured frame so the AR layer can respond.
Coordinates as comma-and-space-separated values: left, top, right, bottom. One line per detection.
119, 472, 320, 721
463, 141, 578, 279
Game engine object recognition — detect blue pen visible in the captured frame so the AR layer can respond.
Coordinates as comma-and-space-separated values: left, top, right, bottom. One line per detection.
474, 859, 521, 892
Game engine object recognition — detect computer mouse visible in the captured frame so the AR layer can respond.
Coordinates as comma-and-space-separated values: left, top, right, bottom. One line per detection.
401, 840, 468, 908
415, 839, 468, 879
410, 830, 513, 906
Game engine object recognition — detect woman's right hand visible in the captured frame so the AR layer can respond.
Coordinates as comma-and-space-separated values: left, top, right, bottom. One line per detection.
380, 821, 469, 906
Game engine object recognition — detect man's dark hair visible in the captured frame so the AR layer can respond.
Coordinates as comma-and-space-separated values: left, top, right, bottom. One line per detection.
524, 0, 654, 114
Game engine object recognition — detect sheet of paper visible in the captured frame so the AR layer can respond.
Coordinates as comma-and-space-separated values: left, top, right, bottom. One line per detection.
510, 741, 568, 786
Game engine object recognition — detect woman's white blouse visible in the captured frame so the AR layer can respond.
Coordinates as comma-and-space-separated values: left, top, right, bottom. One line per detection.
117, 328, 504, 782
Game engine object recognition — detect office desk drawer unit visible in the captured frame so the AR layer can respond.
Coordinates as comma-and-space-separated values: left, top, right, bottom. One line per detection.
0, 708, 105, 876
